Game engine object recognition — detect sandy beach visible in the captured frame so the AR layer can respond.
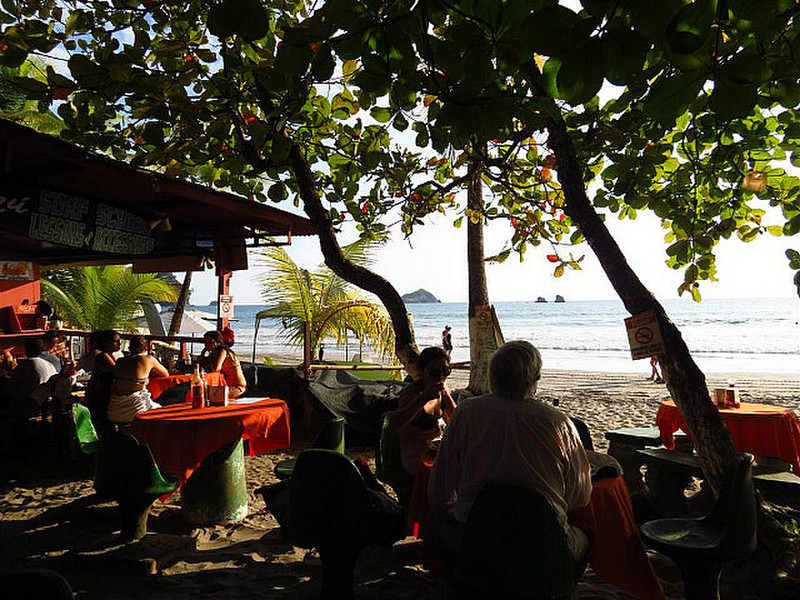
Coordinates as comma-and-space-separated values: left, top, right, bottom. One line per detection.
1, 365, 798, 599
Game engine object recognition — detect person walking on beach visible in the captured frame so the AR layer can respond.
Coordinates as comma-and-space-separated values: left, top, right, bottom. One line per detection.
441, 325, 453, 358
428, 340, 592, 560
649, 355, 664, 384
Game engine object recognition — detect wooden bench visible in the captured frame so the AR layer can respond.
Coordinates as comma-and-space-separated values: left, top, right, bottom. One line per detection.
605, 427, 689, 494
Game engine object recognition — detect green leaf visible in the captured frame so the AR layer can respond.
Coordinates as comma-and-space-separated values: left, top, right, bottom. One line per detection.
370, 107, 392, 123
554, 263, 564, 277
643, 72, 705, 125
342, 59, 358, 81
556, 40, 603, 104
523, 6, 580, 56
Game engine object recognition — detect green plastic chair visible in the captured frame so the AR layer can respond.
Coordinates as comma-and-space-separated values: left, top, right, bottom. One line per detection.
71, 403, 100, 456
456, 484, 582, 600
287, 449, 403, 600
156, 381, 191, 405
274, 416, 345, 480
93, 431, 179, 541
375, 412, 414, 505
640, 453, 757, 600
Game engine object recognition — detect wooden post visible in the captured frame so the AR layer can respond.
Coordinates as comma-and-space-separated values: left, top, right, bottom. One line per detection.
216, 271, 231, 331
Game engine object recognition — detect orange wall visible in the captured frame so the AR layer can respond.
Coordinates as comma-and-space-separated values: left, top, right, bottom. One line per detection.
0, 262, 40, 308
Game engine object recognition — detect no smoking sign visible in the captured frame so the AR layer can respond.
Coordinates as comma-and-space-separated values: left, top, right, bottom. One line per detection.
625, 310, 665, 360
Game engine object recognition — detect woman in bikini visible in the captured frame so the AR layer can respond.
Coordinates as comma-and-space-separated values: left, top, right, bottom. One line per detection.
86, 329, 121, 433
107, 335, 169, 426
198, 330, 246, 398
389, 346, 456, 477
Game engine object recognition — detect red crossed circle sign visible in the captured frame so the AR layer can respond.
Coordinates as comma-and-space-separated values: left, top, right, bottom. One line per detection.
634, 326, 654, 345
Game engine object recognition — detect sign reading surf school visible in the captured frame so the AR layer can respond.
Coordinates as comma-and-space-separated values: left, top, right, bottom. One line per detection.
1, 186, 155, 254
624, 309, 665, 360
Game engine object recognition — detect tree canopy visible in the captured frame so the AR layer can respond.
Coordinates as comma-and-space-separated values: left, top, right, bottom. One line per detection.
2, 0, 797, 297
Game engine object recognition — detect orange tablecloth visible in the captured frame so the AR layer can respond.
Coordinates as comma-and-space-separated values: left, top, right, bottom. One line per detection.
407, 460, 664, 600
130, 398, 290, 483
656, 400, 800, 474
568, 477, 665, 600
147, 372, 226, 400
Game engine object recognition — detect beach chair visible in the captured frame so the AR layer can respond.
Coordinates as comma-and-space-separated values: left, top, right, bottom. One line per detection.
273, 416, 345, 479
375, 412, 415, 505
456, 484, 582, 600
70, 402, 100, 457
286, 449, 403, 600
640, 453, 757, 600
93, 431, 179, 540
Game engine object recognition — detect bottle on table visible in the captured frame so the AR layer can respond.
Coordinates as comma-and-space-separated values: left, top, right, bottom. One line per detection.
191, 364, 206, 409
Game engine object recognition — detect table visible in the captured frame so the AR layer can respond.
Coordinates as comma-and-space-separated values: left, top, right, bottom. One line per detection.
407, 458, 665, 600
131, 398, 290, 524
656, 400, 800, 474
147, 372, 226, 401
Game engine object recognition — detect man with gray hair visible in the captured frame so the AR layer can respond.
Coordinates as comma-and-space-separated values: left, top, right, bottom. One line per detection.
428, 340, 592, 558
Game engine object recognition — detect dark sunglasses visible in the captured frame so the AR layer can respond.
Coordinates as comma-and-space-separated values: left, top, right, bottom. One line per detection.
426, 366, 451, 377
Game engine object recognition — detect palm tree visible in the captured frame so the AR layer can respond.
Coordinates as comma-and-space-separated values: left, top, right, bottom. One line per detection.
254, 240, 395, 363
41, 265, 178, 332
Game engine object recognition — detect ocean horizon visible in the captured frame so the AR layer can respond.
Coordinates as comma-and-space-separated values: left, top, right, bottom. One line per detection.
185, 297, 799, 376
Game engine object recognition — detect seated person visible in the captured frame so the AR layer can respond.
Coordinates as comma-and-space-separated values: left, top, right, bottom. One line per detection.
40, 331, 65, 374
9, 338, 59, 418
107, 335, 168, 425
197, 330, 246, 398
0, 348, 16, 379
86, 329, 121, 433
428, 340, 592, 560
389, 347, 456, 477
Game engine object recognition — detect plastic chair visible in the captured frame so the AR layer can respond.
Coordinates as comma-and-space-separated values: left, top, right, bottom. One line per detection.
287, 449, 404, 600
70, 402, 100, 456
156, 381, 191, 405
93, 431, 179, 540
375, 412, 415, 505
456, 484, 582, 600
640, 453, 758, 600
274, 416, 345, 479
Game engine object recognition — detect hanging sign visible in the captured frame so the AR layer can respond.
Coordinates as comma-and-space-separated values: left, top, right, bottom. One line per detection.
0, 186, 155, 254
0, 260, 34, 280
624, 309, 665, 360
219, 294, 234, 319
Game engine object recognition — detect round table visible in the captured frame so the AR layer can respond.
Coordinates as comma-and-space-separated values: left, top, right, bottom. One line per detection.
656, 400, 800, 474
131, 398, 290, 524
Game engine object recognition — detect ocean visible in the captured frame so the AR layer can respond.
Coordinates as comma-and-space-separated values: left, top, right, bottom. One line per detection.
189, 297, 799, 375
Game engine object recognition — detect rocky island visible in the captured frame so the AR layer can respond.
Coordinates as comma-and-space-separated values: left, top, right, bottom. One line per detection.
402, 289, 440, 303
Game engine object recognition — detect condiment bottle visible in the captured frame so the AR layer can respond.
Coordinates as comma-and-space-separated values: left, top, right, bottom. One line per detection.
191, 364, 205, 409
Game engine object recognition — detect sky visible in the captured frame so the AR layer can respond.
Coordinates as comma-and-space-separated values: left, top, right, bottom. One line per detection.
188, 198, 798, 306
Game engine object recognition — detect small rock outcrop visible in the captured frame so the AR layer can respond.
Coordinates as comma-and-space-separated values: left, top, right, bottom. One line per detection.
402, 289, 441, 303
555, 295, 565, 303
536, 296, 547, 303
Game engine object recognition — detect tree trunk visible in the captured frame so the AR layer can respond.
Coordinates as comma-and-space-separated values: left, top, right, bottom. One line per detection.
466, 155, 501, 394
287, 143, 420, 377
523, 64, 736, 491
168, 271, 192, 337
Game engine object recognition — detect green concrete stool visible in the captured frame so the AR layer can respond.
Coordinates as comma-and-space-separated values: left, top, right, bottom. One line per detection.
182, 438, 248, 525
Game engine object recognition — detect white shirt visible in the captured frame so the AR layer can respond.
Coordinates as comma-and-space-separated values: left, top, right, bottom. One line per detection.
428, 393, 592, 553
